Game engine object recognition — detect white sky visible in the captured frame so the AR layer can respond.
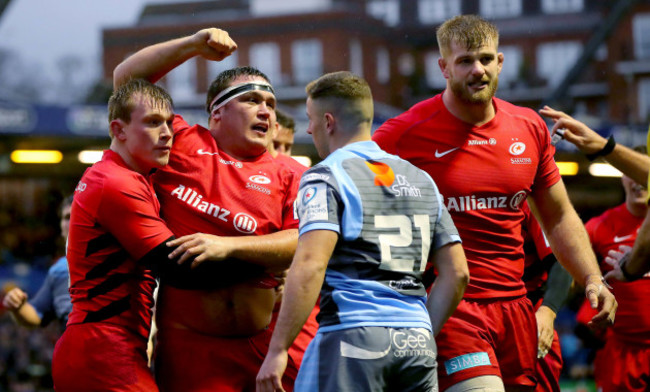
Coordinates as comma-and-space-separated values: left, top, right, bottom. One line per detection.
0, 0, 202, 101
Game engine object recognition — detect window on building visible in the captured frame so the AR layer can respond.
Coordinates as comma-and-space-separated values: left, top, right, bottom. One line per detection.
424, 51, 446, 89
376, 47, 390, 84
207, 52, 239, 84
249, 42, 282, 85
633, 13, 650, 59
292, 39, 323, 84
479, 0, 521, 19
166, 57, 197, 103
638, 78, 650, 122
499, 45, 522, 88
536, 41, 582, 87
418, 0, 461, 25
366, 0, 400, 27
540, 0, 583, 14
350, 39, 364, 77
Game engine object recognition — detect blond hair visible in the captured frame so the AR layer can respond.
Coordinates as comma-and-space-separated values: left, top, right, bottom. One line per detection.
436, 15, 499, 57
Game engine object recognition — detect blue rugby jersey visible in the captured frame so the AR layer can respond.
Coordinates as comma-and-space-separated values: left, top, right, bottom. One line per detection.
297, 141, 461, 333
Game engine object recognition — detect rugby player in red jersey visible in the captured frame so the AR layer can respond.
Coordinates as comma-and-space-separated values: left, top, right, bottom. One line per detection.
114, 28, 304, 391
52, 79, 177, 391
578, 159, 650, 392
372, 15, 616, 391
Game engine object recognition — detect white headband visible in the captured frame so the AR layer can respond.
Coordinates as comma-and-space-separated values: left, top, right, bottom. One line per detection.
209, 82, 275, 114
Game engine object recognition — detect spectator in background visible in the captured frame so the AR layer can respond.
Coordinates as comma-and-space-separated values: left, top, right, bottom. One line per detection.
2, 195, 73, 330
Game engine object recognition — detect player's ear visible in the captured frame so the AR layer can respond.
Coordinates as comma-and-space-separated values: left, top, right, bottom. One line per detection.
324, 112, 335, 135
438, 58, 449, 79
110, 119, 127, 141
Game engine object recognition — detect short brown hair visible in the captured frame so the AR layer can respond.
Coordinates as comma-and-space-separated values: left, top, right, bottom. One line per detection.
108, 78, 173, 123
305, 71, 372, 102
276, 109, 296, 134
436, 15, 499, 57
305, 71, 373, 129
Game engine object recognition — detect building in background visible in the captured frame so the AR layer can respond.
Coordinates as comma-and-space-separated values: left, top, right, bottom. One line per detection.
101, 0, 650, 146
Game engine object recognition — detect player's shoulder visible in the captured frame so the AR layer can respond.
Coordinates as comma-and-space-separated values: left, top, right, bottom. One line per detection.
494, 97, 544, 124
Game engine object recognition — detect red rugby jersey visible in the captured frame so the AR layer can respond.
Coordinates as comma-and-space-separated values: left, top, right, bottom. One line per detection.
586, 203, 649, 344
154, 115, 299, 237
66, 150, 174, 341
275, 152, 308, 176
373, 94, 560, 299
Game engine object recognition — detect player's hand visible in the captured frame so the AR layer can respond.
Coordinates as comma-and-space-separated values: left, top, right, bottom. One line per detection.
2, 288, 28, 311
193, 28, 237, 61
538, 106, 607, 154
584, 274, 617, 330
167, 233, 231, 268
256, 350, 288, 392
603, 245, 632, 282
535, 305, 556, 358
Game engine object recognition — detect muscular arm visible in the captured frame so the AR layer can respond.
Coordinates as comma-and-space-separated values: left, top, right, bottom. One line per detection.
113, 28, 237, 88
256, 230, 336, 392
529, 181, 617, 328
167, 229, 299, 272
539, 106, 649, 185
2, 288, 42, 328
426, 242, 468, 336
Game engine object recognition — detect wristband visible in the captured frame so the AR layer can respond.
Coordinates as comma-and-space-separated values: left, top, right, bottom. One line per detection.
586, 135, 615, 161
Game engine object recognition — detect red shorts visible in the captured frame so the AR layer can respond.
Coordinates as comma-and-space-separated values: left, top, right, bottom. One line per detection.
535, 330, 562, 392
594, 335, 650, 392
154, 326, 298, 392
436, 296, 537, 390
53, 323, 156, 392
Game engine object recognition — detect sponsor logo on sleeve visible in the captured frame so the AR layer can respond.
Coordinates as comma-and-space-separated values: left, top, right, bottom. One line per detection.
444, 352, 491, 375
300, 183, 328, 223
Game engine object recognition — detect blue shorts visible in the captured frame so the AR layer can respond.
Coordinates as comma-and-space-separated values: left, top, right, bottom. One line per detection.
296, 326, 438, 392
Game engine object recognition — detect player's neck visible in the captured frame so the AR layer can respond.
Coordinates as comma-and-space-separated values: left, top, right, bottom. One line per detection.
442, 90, 495, 126
626, 200, 647, 217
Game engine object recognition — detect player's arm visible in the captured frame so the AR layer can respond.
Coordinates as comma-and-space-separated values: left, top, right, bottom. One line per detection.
113, 28, 237, 89
539, 106, 649, 185
256, 229, 336, 392
426, 242, 468, 336
2, 288, 42, 328
166, 229, 298, 272
529, 181, 617, 329
605, 209, 650, 281
536, 260, 572, 357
